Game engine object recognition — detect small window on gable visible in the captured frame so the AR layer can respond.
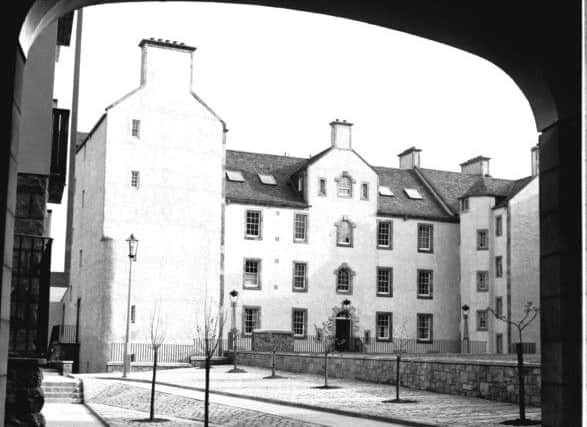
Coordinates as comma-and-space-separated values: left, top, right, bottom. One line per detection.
258, 173, 277, 185
131, 119, 140, 137
404, 188, 423, 199
336, 219, 354, 247
131, 171, 140, 188
226, 170, 245, 182
461, 198, 469, 212
361, 183, 369, 200
337, 174, 352, 197
318, 178, 327, 196
378, 186, 394, 197
495, 215, 503, 236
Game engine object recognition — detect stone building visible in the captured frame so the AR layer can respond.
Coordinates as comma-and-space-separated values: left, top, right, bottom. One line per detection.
64, 38, 540, 372
63, 38, 226, 372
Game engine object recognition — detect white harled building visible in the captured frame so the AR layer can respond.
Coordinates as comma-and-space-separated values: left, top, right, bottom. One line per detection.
63, 38, 540, 372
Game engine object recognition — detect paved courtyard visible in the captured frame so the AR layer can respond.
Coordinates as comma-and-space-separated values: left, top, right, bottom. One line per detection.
78, 365, 541, 426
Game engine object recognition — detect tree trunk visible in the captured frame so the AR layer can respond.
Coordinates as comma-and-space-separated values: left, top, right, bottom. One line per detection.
150, 348, 157, 420
324, 350, 328, 387
233, 334, 238, 371
396, 354, 400, 401
516, 342, 526, 422
205, 357, 210, 426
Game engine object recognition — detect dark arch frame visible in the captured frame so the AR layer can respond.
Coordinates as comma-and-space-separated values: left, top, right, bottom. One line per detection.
1, 2, 581, 426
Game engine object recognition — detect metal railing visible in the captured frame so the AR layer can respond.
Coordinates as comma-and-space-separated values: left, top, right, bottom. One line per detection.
108, 338, 234, 363
508, 342, 537, 354
49, 324, 77, 344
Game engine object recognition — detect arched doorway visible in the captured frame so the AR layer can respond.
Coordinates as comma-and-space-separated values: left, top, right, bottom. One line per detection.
2, 2, 582, 427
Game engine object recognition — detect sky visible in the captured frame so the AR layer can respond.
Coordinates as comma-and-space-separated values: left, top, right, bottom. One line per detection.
49, 2, 538, 271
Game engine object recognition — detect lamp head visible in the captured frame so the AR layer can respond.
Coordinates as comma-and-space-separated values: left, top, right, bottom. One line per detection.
229, 289, 239, 303
126, 234, 139, 260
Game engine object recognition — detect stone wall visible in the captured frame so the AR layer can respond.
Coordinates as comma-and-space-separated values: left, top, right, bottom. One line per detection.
252, 330, 294, 352
238, 352, 541, 406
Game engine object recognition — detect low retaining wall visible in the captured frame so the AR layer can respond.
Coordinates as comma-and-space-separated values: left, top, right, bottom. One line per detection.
238, 351, 541, 406
106, 362, 192, 373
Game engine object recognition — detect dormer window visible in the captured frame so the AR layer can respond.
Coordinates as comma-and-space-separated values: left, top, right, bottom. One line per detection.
258, 173, 277, 185
378, 186, 394, 197
335, 218, 355, 247
404, 188, 423, 199
335, 172, 355, 198
297, 176, 304, 193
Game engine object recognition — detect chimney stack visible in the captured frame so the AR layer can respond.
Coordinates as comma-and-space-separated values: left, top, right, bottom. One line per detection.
138, 38, 196, 92
397, 147, 422, 169
330, 119, 353, 150
531, 145, 539, 177
460, 155, 490, 176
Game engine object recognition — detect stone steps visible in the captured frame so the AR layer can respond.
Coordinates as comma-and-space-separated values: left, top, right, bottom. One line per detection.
42, 373, 84, 404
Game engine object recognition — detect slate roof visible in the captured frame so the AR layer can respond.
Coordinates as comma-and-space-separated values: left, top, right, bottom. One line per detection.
225, 150, 533, 220
225, 150, 308, 208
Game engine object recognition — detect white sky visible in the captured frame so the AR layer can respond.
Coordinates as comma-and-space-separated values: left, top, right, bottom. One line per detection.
49, 1, 538, 271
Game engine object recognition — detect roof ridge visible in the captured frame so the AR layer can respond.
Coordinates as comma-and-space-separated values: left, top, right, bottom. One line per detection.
226, 149, 307, 161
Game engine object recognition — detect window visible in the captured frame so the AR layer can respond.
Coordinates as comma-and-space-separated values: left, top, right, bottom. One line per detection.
243, 259, 261, 289
131, 305, 136, 323
417, 313, 433, 342
336, 173, 353, 197
460, 197, 469, 212
335, 264, 354, 294
378, 186, 394, 196
258, 173, 277, 185
293, 213, 307, 243
131, 119, 140, 137
318, 178, 327, 196
245, 210, 262, 239
376, 267, 393, 296
361, 183, 369, 200
377, 220, 393, 249
131, 171, 140, 188
477, 310, 488, 331
477, 271, 489, 292
495, 215, 503, 236
477, 229, 489, 250
496, 333, 503, 354
495, 297, 503, 318
81, 189, 85, 208
79, 249, 83, 268
292, 262, 307, 291
417, 223, 433, 252
376, 312, 392, 341
292, 309, 307, 338
226, 170, 245, 182
336, 219, 354, 247
404, 188, 423, 199
495, 256, 503, 277
417, 270, 433, 298
242, 307, 260, 335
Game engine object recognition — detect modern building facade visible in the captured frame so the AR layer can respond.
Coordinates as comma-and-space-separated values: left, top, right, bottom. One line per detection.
64, 38, 540, 372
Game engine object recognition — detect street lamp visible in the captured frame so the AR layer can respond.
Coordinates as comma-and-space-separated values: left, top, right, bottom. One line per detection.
342, 299, 351, 311
462, 304, 470, 354
122, 234, 139, 378
229, 290, 238, 351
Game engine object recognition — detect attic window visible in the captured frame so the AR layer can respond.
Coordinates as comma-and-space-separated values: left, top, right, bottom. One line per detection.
226, 170, 245, 182
404, 188, 423, 199
378, 186, 394, 197
258, 173, 277, 185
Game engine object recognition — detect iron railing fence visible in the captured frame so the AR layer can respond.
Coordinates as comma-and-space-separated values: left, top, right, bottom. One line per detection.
108, 338, 234, 363
290, 335, 488, 354
508, 342, 537, 354
50, 324, 77, 343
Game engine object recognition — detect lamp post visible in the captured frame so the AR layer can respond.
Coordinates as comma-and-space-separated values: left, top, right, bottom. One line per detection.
342, 299, 351, 351
122, 234, 138, 378
462, 304, 470, 353
229, 290, 238, 351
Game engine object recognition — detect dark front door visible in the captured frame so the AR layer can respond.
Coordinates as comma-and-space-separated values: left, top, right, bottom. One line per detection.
335, 317, 351, 351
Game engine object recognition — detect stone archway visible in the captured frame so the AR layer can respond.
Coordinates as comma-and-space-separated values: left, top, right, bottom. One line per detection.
2, 2, 582, 426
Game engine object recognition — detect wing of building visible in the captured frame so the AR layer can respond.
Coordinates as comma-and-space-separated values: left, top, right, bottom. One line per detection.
64, 40, 540, 373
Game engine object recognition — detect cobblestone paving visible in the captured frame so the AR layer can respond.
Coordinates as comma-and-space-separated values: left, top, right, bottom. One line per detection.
84, 379, 326, 427
124, 366, 542, 427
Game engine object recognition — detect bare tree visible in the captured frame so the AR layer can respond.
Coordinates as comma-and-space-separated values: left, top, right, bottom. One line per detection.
263, 333, 286, 379
382, 319, 415, 403
314, 320, 337, 389
148, 302, 166, 421
195, 300, 227, 427
488, 301, 540, 425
